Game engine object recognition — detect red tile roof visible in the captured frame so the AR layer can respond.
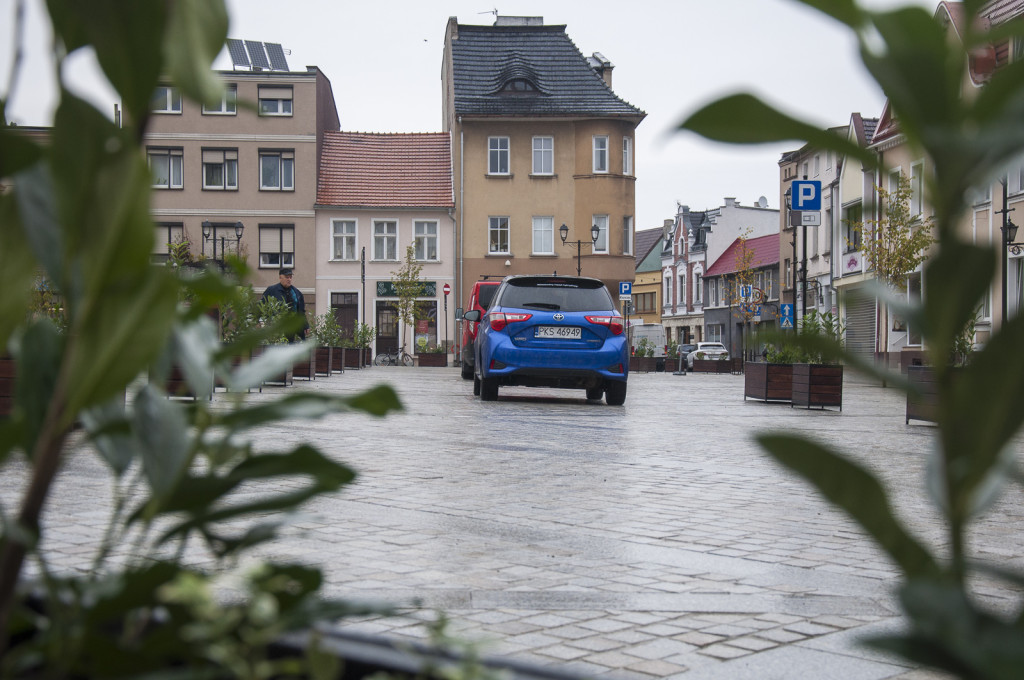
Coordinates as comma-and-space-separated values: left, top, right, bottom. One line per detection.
704, 233, 780, 277
317, 132, 454, 208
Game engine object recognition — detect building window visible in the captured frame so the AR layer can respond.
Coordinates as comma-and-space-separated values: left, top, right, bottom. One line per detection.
843, 202, 863, 252
694, 274, 702, 306
910, 162, 924, 217
202, 148, 238, 190
202, 84, 237, 115
332, 219, 357, 261
634, 292, 656, 313
622, 215, 634, 256
593, 135, 609, 173
259, 224, 294, 268
258, 85, 293, 116
709, 278, 719, 307
151, 86, 181, 113
414, 220, 438, 261
663, 275, 671, 303
707, 324, 723, 343
623, 137, 633, 175
152, 222, 184, 263
532, 136, 553, 175
532, 216, 554, 254
593, 214, 609, 254
488, 216, 510, 254
678, 274, 686, 307
488, 137, 509, 175
784, 258, 792, 288
147, 147, 183, 189
259, 150, 294, 191
373, 220, 398, 261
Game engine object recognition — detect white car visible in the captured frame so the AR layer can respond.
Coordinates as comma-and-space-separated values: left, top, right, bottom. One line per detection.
686, 342, 729, 368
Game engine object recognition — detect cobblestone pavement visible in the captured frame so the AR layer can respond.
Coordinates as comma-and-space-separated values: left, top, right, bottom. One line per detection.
6, 365, 1024, 679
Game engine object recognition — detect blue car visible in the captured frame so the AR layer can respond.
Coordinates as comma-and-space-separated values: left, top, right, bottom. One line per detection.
463, 275, 629, 405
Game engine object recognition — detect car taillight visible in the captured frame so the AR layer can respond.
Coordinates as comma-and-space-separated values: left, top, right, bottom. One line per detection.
585, 315, 624, 335
489, 312, 532, 332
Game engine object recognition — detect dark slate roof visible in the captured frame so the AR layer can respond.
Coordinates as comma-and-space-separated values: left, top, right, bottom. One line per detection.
634, 228, 663, 269
451, 23, 645, 119
317, 132, 454, 208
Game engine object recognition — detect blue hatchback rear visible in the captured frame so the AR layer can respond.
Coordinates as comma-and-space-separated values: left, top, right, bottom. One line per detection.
467, 275, 629, 405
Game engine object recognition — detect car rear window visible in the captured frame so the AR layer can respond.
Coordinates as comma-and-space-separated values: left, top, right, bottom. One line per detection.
477, 284, 499, 309
497, 278, 615, 312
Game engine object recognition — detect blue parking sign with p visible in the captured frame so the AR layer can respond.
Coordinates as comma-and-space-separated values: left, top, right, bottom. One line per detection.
791, 180, 821, 211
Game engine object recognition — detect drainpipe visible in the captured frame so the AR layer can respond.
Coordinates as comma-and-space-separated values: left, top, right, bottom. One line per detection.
458, 118, 465, 354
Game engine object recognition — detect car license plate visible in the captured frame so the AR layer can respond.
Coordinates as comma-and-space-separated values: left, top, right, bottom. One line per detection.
536, 326, 581, 339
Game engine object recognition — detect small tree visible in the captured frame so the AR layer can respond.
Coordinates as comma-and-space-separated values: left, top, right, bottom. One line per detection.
725, 229, 757, 360
390, 245, 425, 353
847, 174, 935, 365
313, 310, 343, 348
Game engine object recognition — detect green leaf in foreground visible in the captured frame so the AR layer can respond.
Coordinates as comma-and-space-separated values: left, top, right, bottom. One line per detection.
757, 433, 940, 579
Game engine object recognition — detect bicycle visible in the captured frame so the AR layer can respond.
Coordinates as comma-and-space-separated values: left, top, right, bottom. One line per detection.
373, 349, 414, 366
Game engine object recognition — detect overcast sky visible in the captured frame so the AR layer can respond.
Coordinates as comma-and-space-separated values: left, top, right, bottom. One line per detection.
3, 0, 934, 228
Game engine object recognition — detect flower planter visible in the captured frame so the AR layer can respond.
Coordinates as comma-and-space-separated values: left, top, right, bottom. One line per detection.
416, 353, 448, 367
791, 363, 843, 411
292, 353, 316, 381
906, 365, 938, 424
691, 358, 732, 374
744, 362, 793, 403
314, 346, 333, 376
252, 346, 293, 386
0, 354, 15, 418
336, 347, 371, 369
629, 356, 662, 373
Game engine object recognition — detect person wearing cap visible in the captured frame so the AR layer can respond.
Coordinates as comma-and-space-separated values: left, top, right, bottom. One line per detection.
261, 267, 309, 341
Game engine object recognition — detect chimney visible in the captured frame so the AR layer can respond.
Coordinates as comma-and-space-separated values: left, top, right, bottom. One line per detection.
663, 218, 673, 239
588, 52, 614, 88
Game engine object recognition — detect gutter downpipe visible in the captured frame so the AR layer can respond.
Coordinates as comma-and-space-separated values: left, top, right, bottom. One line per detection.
458, 117, 465, 357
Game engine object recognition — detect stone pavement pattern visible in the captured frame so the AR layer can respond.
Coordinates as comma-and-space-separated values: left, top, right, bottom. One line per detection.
6, 366, 1023, 679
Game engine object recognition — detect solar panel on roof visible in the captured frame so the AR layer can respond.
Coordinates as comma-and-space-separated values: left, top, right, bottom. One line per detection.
266, 43, 290, 72
227, 39, 250, 68
245, 40, 271, 70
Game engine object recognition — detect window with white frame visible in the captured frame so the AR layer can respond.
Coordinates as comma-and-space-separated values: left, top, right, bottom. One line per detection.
532, 136, 553, 175
784, 258, 792, 288
707, 324, 723, 343
488, 137, 510, 175
258, 85, 293, 116
202, 84, 237, 115
843, 202, 862, 251
488, 216, 510, 254
332, 220, 357, 260
414, 220, 438, 261
663, 275, 672, 304
202, 148, 238, 190
910, 162, 924, 217
593, 135, 609, 173
152, 222, 184, 263
623, 137, 633, 175
678, 274, 686, 307
694, 273, 702, 305
259, 150, 294, 191
622, 215, 633, 255
708, 278, 719, 306
373, 220, 398, 261
532, 216, 554, 254
259, 224, 294, 268
151, 86, 181, 113
147, 147, 183, 189
592, 214, 609, 254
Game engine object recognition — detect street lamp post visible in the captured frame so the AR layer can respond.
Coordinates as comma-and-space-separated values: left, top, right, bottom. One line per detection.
559, 223, 601, 276
999, 178, 1023, 325
202, 221, 245, 265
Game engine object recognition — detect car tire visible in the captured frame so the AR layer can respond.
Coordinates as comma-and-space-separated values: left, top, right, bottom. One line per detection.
461, 360, 473, 380
605, 381, 627, 406
585, 387, 603, 401
480, 377, 499, 401
473, 374, 481, 396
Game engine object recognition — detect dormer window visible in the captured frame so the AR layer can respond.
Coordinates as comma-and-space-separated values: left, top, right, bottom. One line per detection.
502, 78, 536, 93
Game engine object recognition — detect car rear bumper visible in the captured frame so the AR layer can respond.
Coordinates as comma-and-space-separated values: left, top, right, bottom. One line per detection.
480, 342, 628, 388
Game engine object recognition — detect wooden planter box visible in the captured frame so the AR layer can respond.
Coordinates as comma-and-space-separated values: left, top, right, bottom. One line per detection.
314, 346, 333, 376
291, 353, 316, 381
791, 363, 843, 410
906, 365, 938, 424
691, 358, 733, 373
744, 362, 793, 403
416, 353, 448, 367
336, 347, 371, 369
251, 346, 293, 386
0, 354, 14, 418
629, 356, 663, 373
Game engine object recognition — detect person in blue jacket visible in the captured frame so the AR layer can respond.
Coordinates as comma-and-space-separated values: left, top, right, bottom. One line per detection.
261, 267, 309, 341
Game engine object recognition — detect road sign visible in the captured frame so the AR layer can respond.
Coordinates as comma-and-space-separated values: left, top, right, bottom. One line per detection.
739, 284, 752, 301
791, 180, 821, 211
800, 212, 821, 226
619, 281, 632, 300
780, 303, 795, 329
443, 283, 451, 296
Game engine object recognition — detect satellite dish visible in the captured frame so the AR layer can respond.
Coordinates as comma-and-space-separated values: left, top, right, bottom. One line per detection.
758, 196, 768, 208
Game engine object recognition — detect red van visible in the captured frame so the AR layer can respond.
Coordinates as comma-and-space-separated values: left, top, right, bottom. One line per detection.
460, 280, 501, 379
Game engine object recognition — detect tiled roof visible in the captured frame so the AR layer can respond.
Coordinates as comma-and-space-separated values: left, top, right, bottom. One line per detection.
634, 228, 663, 269
705, 233, 780, 277
317, 132, 454, 208
451, 24, 645, 119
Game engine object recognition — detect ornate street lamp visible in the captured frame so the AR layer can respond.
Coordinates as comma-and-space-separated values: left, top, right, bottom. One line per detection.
202, 220, 245, 263
998, 179, 1023, 324
559, 223, 601, 276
